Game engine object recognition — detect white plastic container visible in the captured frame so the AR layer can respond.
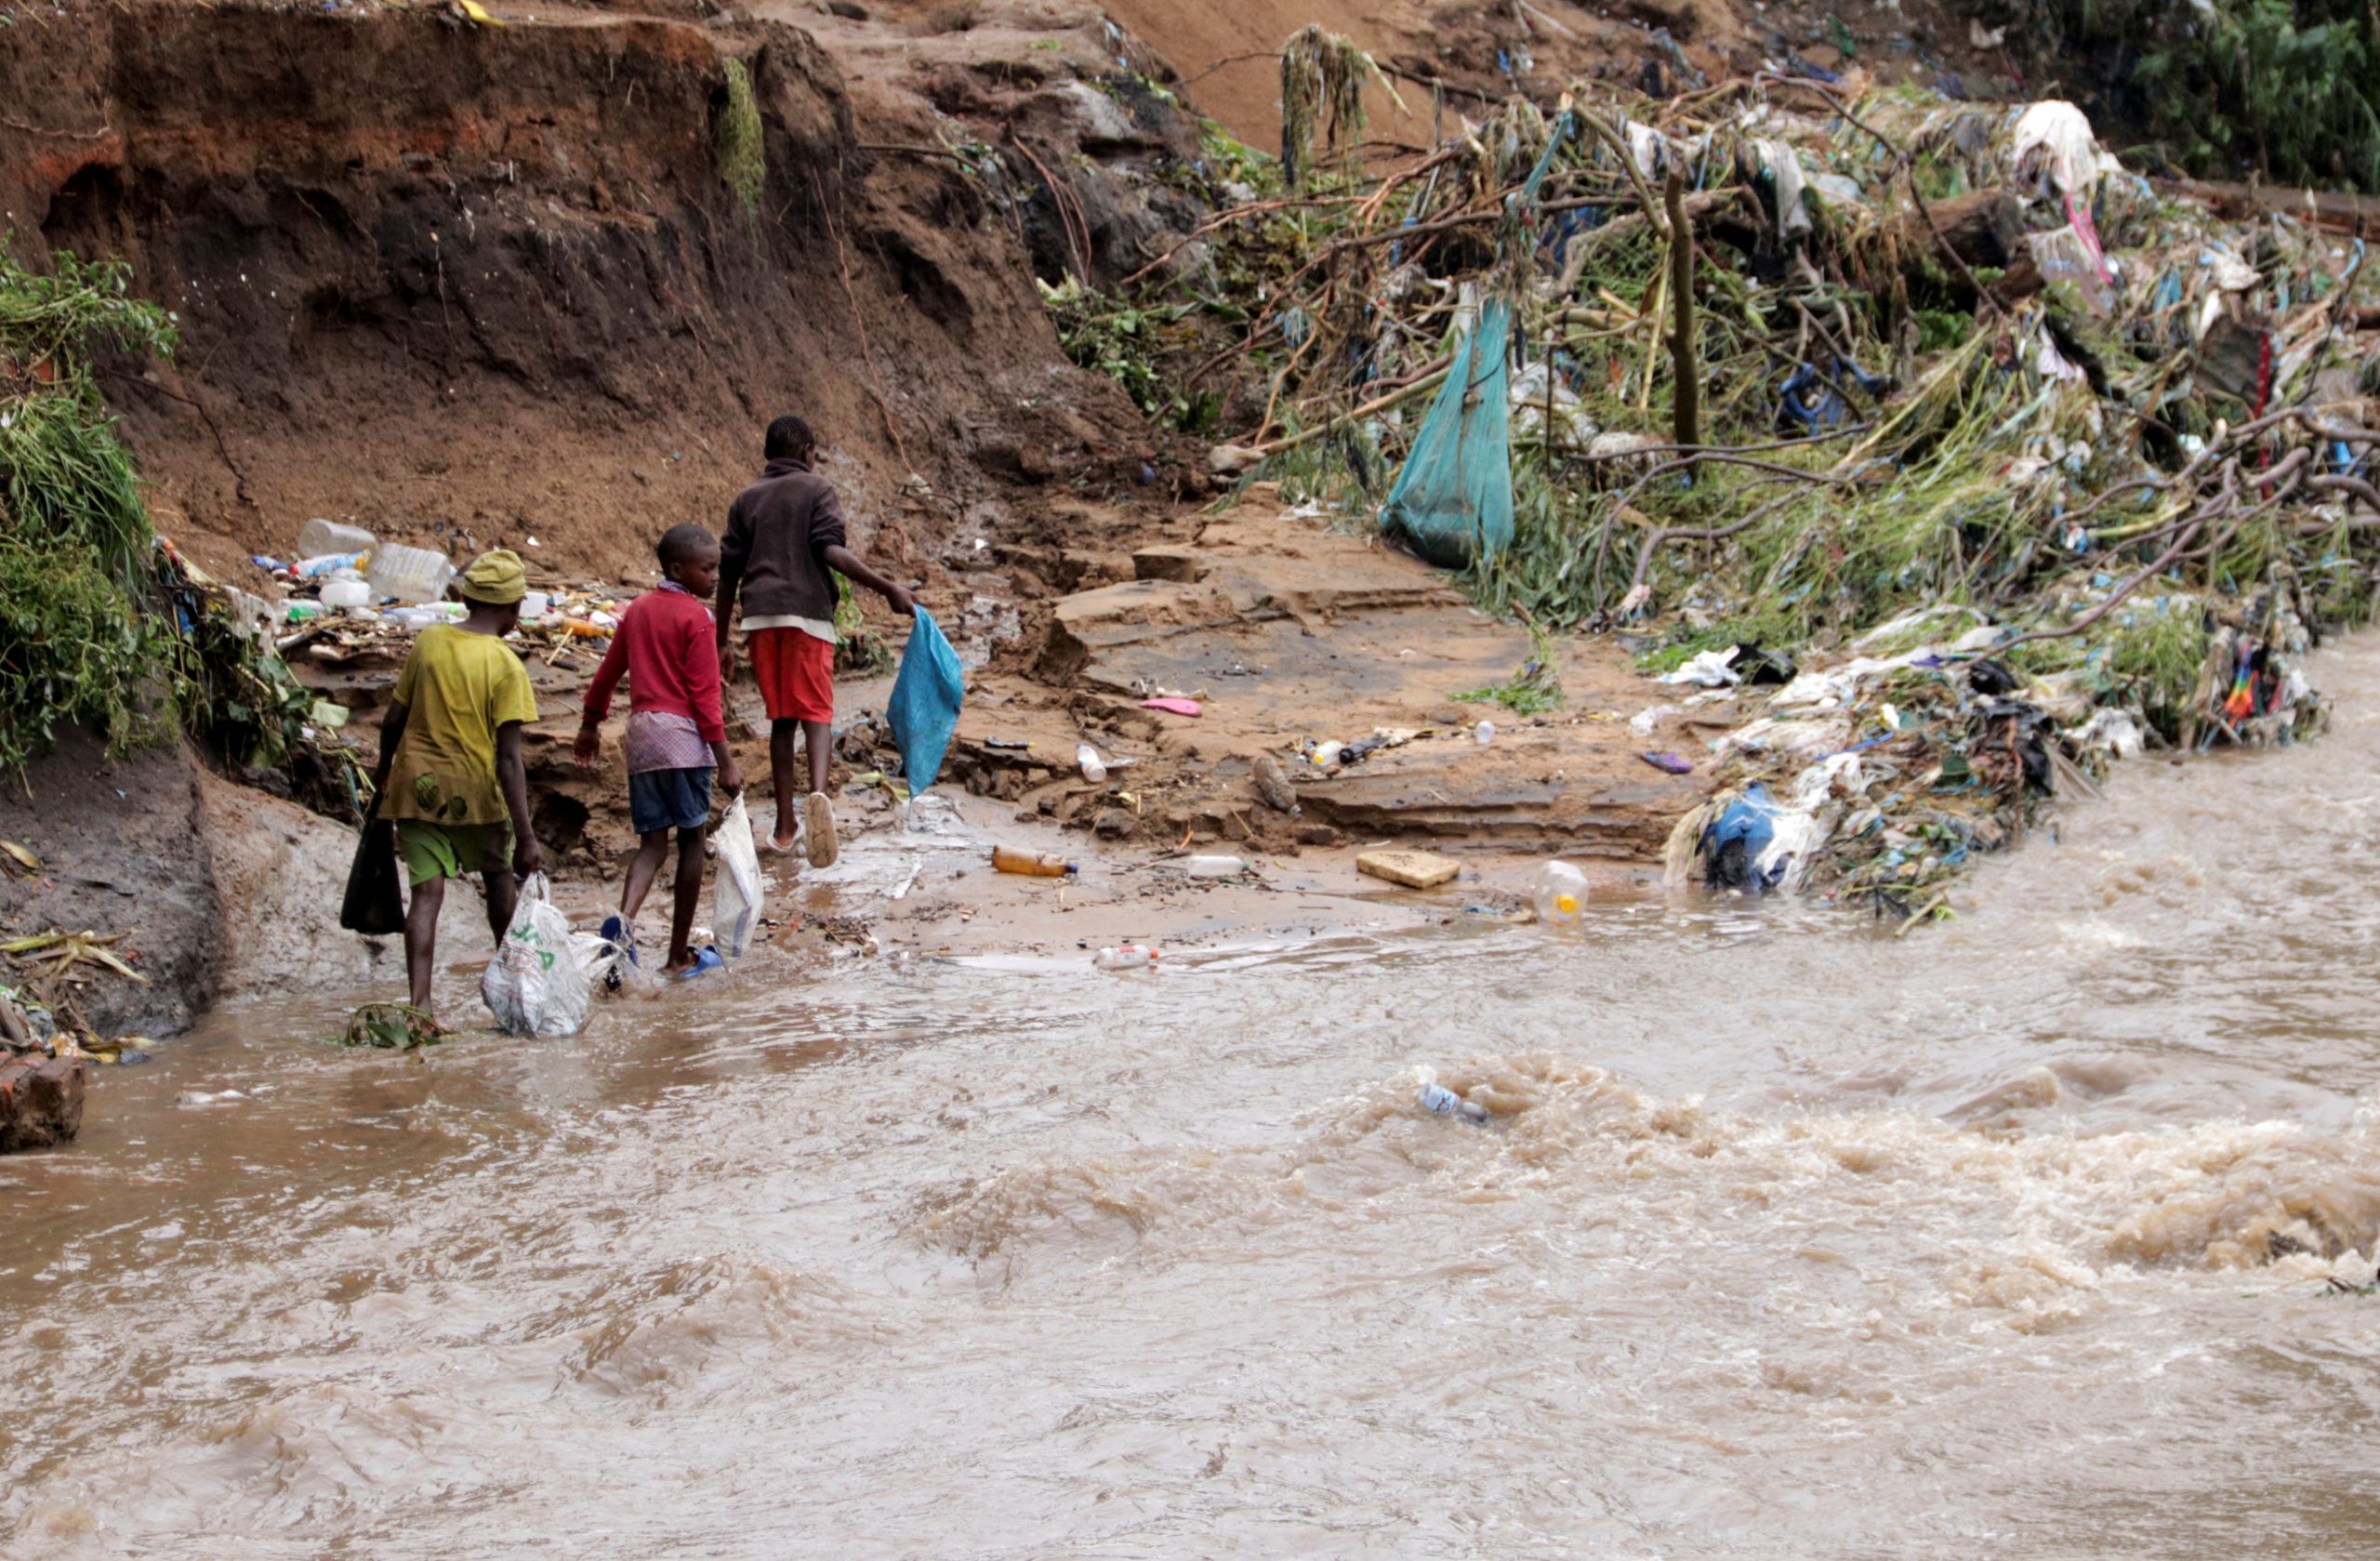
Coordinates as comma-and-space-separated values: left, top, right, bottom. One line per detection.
297, 517, 376, 558
1474, 720, 1496, 746
367, 542, 455, 604
521, 589, 550, 621
1532, 860, 1589, 927
1093, 943, 1157, 970
1077, 743, 1107, 784
319, 577, 371, 610
1183, 854, 1250, 878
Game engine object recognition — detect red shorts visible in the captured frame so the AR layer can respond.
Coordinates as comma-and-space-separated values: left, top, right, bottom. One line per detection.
748, 627, 835, 723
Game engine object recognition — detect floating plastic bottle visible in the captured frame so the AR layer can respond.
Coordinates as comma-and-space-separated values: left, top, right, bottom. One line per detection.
992, 845, 1077, 877
1532, 860, 1588, 927
1077, 743, 1107, 784
1093, 943, 1157, 970
1418, 1081, 1488, 1123
297, 517, 376, 558
366, 542, 456, 604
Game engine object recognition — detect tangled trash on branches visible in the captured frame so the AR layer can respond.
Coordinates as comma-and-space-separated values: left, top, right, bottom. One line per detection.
1047, 38, 2380, 911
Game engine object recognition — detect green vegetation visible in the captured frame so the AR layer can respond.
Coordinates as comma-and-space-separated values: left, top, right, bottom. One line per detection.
1453, 624, 1565, 715
2016, 0, 2380, 190
1, 240, 360, 801
1037, 277, 1206, 426
832, 575, 894, 677
715, 58, 766, 215
0, 247, 174, 775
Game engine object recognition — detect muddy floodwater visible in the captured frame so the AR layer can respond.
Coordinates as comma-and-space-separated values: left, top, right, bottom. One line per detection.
12, 645, 2380, 1559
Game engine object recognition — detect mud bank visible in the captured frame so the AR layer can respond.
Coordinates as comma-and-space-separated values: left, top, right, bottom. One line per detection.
0, 0, 1175, 589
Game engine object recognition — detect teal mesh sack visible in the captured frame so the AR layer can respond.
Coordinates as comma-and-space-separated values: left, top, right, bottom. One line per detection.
1378, 298, 1514, 568
1377, 116, 1572, 570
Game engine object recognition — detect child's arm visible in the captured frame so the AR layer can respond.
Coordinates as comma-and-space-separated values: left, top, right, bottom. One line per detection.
370, 699, 410, 808
717, 499, 749, 679
575, 626, 633, 768
684, 615, 742, 797
496, 721, 545, 878
821, 543, 916, 618
710, 739, 745, 800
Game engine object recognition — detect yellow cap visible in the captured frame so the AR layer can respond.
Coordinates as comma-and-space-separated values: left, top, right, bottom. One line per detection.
458, 548, 526, 604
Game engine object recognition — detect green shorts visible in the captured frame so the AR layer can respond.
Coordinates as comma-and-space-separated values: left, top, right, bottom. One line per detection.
396, 820, 514, 887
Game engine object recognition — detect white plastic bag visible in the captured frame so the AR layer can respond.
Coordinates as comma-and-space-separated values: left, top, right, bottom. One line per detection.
712, 795, 762, 959
481, 873, 590, 1037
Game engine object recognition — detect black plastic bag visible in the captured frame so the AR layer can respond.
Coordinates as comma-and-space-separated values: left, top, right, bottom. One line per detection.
339, 814, 405, 936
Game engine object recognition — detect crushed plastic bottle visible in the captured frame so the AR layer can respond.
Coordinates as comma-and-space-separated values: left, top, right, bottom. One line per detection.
992, 845, 1077, 877
319, 578, 371, 610
1532, 860, 1588, 927
1093, 943, 1157, 970
1418, 1081, 1489, 1123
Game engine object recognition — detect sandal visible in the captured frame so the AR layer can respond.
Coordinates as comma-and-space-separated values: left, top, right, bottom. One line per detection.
676, 946, 725, 980
599, 914, 639, 993
805, 791, 839, 868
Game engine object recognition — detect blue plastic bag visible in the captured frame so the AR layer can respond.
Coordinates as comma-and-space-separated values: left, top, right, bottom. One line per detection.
1699, 783, 1789, 893
888, 607, 963, 795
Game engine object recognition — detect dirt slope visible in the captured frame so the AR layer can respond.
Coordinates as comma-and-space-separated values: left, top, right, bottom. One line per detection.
2, 0, 1157, 589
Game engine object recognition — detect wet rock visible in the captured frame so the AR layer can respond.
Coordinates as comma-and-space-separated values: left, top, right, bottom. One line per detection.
1131, 546, 1206, 583
1295, 823, 1341, 847
1091, 808, 1138, 839
0, 1054, 86, 1152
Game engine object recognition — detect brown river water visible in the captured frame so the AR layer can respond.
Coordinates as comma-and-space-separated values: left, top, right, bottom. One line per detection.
11, 640, 2380, 1559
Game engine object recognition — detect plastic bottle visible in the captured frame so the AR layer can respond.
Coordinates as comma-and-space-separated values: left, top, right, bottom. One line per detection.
1183, 853, 1250, 878
1532, 860, 1588, 927
1077, 743, 1107, 784
293, 550, 367, 579
319, 577, 371, 610
1418, 1081, 1489, 1123
1093, 943, 1157, 970
297, 517, 376, 558
1474, 720, 1496, 746
992, 845, 1077, 877
366, 542, 456, 604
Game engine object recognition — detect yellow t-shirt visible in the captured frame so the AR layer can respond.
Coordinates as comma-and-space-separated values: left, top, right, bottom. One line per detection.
386, 624, 540, 826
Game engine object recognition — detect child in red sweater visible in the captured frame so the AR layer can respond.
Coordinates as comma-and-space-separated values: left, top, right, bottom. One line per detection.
575, 524, 746, 977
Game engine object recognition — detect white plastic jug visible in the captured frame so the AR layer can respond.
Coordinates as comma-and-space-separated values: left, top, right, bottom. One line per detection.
1532, 860, 1588, 927
319, 577, 371, 610
367, 542, 455, 604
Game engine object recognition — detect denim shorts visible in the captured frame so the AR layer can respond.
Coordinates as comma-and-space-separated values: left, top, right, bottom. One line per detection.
628, 765, 714, 836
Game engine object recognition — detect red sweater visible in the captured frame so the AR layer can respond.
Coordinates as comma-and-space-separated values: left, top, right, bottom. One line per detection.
582, 586, 726, 742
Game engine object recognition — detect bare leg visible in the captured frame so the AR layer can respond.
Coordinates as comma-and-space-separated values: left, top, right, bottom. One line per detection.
621, 828, 671, 927
483, 868, 519, 945
802, 719, 833, 796
664, 825, 707, 970
405, 876, 446, 1012
770, 719, 801, 850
